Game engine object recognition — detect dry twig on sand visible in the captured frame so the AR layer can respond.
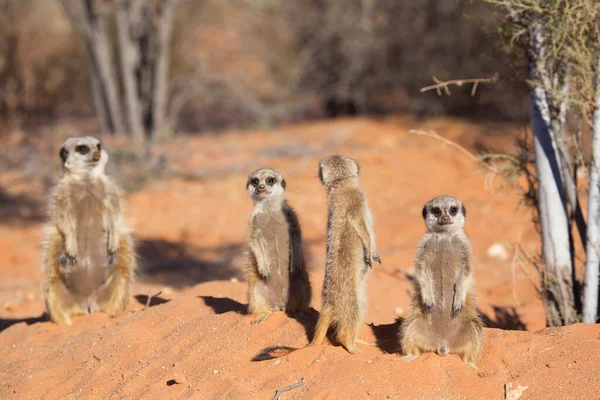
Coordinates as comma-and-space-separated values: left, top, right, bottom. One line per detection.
145, 290, 163, 310
272, 378, 305, 400
420, 73, 499, 96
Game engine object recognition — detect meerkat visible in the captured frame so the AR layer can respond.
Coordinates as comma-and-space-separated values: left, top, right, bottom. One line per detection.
309, 155, 380, 354
42, 136, 136, 325
400, 195, 483, 368
246, 168, 312, 324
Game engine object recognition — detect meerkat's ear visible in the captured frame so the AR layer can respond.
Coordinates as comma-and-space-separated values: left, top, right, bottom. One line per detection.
422, 206, 427, 219
318, 166, 324, 184
355, 161, 360, 175
281, 178, 286, 190
59, 146, 68, 163
461, 205, 466, 217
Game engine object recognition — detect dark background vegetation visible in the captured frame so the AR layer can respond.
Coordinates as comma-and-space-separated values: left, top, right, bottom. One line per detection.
0, 0, 528, 137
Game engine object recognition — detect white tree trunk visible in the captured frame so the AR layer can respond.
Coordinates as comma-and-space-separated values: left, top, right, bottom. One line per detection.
528, 25, 575, 326
582, 51, 600, 324
59, 0, 125, 135
151, 0, 177, 138
115, 0, 145, 143
531, 90, 575, 326
82, 0, 124, 135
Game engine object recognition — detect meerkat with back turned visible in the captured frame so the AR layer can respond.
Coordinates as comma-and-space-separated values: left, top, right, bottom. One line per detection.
310, 155, 380, 354
400, 195, 483, 368
246, 168, 311, 324
43, 136, 136, 325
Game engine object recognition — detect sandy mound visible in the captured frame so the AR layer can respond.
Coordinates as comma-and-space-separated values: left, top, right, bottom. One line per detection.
1, 117, 597, 399
1, 281, 598, 399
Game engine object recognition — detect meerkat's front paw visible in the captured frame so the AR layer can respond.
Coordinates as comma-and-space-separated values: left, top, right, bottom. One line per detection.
423, 301, 435, 314
107, 250, 117, 266
60, 252, 78, 268
421, 293, 435, 313
258, 268, 270, 282
452, 299, 464, 318
401, 354, 419, 362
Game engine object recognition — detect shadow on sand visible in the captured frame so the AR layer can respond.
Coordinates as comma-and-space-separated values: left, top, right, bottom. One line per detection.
200, 295, 247, 315
480, 305, 527, 331
134, 293, 171, 308
0, 187, 46, 227
136, 239, 246, 288
251, 307, 320, 361
0, 315, 46, 333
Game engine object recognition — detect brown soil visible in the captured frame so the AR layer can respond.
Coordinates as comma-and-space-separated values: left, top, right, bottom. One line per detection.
1, 117, 598, 399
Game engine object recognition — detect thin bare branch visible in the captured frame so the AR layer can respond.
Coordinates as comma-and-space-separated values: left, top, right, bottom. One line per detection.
409, 129, 500, 174
420, 73, 499, 96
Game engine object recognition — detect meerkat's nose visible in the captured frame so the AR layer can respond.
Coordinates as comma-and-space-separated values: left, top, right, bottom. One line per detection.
257, 184, 266, 193
93, 152, 101, 161
440, 215, 451, 224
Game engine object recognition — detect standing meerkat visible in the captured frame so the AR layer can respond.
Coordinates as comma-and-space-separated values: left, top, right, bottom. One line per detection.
400, 195, 483, 368
310, 155, 380, 354
43, 137, 136, 325
246, 168, 311, 324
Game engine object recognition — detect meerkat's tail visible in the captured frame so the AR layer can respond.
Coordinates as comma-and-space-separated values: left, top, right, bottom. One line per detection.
437, 341, 449, 356
310, 308, 333, 346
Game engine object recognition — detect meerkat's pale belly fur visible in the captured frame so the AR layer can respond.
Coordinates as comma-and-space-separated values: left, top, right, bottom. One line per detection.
425, 239, 466, 345
66, 181, 112, 297
250, 209, 292, 310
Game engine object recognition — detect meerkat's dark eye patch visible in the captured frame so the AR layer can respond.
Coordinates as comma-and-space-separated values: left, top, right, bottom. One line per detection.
432, 207, 442, 216
76, 145, 89, 154
250, 178, 259, 186
60, 147, 68, 163
449, 206, 458, 216
267, 177, 275, 185
97, 143, 101, 150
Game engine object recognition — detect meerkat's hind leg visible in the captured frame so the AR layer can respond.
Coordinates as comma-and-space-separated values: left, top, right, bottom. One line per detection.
355, 338, 376, 347
251, 311, 273, 324
340, 336, 361, 354
46, 281, 74, 325
400, 318, 431, 361
452, 318, 483, 369
400, 335, 423, 362
98, 236, 134, 318
248, 281, 273, 324
335, 308, 362, 354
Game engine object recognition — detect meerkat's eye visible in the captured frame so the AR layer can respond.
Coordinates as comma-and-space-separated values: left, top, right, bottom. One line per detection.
449, 206, 458, 215
76, 145, 89, 154
250, 178, 259, 186
267, 177, 275, 185
432, 207, 441, 216
97, 143, 101, 150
